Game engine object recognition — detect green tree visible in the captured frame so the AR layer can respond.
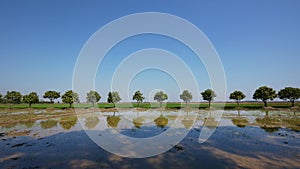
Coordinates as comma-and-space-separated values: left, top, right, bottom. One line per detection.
154, 91, 168, 107
86, 90, 101, 107
278, 87, 300, 107
107, 91, 121, 107
201, 89, 216, 108
253, 86, 276, 107
62, 90, 79, 108
180, 90, 193, 106
23, 92, 39, 107
43, 91, 60, 103
4, 91, 22, 108
229, 90, 246, 107
132, 90, 145, 106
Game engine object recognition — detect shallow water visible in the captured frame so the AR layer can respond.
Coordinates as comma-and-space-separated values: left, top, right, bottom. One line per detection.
0, 110, 299, 169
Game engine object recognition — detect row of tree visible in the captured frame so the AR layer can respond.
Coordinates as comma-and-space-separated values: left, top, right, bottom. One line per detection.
0, 86, 299, 108
130, 86, 300, 108
0, 90, 79, 108
229, 86, 300, 107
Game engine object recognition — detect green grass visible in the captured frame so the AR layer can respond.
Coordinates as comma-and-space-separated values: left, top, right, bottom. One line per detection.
0, 101, 299, 110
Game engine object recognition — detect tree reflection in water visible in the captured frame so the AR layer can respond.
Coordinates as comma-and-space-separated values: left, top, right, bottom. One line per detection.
85, 117, 100, 129
132, 112, 144, 129
154, 115, 168, 128
40, 119, 58, 129
231, 118, 249, 128
106, 113, 121, 128
181, 109, 194, 129
256, 114, 300, 132
19, 120, 35, 128
59, 116, 78, 130
256, 115, 281, 133
203, 112, 218, 130
232, 110, 249, 128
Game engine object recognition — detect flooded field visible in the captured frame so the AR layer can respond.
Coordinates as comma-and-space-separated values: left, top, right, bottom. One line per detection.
0, 109, 299, 169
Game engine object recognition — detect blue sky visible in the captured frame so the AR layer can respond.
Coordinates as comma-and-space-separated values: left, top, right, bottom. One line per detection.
0, 0, 299, 102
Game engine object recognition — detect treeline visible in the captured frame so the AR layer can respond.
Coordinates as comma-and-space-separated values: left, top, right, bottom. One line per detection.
0, 86, 299, 108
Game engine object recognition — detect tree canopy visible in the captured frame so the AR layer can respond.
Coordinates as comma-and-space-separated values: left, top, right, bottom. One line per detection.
229, 90, 246, 107
107, 91, 121, 107
86, 90, 101, 107
253, 86, 276, 107
278, 87, 300, 107
154, 91, 168, 107
132, 90, 145, 106
43, 90, 60, 103
180, 90, 193, 105
201, 89, 216, 108
62, 90, 79, 108
23, 92, 39, 107
4, 91, 22, 104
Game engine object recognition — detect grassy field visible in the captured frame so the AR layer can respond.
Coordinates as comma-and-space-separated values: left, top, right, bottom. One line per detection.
0, 101, 299, 110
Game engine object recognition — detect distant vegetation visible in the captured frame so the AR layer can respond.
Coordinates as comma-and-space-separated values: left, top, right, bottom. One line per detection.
107, 91, 121, 107
278, 87, 300, 107
4, 91, 22, 104
154, 91, 168, 107
43, 91, 60, 103
0, 86, 299, 109
86, 90, 101, 107
180, 90, 193, 106
62, 90, 79, 108
132, 90, 145, 106
253, 86, 277, 107
23, 92, 39, 107
229, 90, 246, 107
201, 89, 216, 108
0, 101, 299, 110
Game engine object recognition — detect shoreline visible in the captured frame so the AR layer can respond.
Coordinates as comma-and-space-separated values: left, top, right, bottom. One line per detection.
0, 104, 299, 112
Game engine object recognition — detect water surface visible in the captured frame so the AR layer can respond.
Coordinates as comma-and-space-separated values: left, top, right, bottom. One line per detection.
0, 110, 299, 169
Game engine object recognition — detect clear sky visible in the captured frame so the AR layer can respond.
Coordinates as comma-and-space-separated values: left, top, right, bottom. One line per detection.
0, 0, 299, 102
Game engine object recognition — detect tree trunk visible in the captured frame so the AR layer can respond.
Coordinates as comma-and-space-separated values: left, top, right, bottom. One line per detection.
291, 100, 295, 107
160, 102, 162, 107
92, 102, 95, 107
113, 102, 115, 108
208, 101, 211, 109
186, 101, 188, 107
69, 103, 72, 108
29, 103, 31, 107
237, 100, 240, 108
264, 101, 267, 107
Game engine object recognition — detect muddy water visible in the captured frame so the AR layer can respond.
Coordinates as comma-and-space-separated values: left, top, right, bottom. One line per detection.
0, 110, 299, 169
